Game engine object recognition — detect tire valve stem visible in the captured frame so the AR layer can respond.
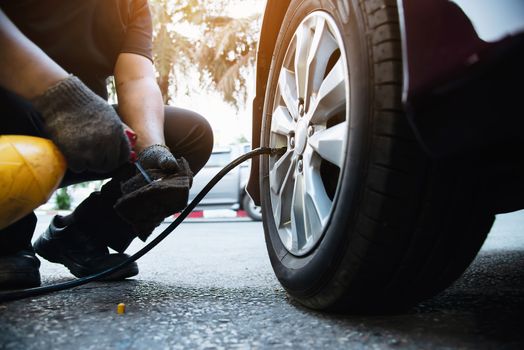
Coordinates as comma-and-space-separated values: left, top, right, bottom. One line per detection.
270, 147, 287, 156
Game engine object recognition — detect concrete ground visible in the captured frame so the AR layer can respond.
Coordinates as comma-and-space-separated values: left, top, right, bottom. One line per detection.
0, 210, 523, 349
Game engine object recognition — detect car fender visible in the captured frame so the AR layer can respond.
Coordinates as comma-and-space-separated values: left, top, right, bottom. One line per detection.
399, 0, 524, 156
247, 0, 292, 205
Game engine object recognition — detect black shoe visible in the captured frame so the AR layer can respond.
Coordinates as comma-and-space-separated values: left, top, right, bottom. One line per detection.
0, 247, 41, 289
33, 216, 138, 281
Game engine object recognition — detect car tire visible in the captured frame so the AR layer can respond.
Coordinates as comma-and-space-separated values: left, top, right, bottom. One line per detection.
259, 0, 494, 312
242, 193, 263, 221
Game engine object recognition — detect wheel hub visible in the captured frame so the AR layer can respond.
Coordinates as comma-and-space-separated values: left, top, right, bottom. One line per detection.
268, 11, 349, 256
294, 117, 308, 155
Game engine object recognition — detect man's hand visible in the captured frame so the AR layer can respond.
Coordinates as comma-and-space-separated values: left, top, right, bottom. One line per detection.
137, 144, 180, 172
114, 156, 193, 239
113, 144, 187, 238
32, 76, 131, 173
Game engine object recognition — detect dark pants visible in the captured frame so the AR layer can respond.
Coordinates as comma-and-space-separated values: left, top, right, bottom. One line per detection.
0, 87, 213, 255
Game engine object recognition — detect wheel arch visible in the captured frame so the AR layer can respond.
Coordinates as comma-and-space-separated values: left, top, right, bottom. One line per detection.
247, 0, 292, 205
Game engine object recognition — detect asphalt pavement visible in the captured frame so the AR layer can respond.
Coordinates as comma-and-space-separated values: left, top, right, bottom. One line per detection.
1, 211, 524, 349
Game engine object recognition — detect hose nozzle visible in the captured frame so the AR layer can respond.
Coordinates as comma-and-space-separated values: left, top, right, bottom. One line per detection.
270, 147, 287, 156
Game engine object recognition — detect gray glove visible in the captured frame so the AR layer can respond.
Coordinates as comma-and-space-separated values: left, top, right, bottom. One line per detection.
114, 157, 193, 238
112, 145, 186, 237
32, 75, 131, 173
137, 144, 180, 172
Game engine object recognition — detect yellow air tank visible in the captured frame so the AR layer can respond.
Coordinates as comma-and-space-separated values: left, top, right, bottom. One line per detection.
0, 135, 66, 230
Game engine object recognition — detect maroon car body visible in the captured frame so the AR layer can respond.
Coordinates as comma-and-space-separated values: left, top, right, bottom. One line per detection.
400, 0, 524, 157
248, 0, 524, 207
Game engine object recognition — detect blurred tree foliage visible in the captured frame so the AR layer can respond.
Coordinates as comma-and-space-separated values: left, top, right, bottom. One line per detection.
55, 188, 71, 210
149, 0, 261, 108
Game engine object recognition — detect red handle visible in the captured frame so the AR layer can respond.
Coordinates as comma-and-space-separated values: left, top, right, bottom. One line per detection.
124, 127, 138, 162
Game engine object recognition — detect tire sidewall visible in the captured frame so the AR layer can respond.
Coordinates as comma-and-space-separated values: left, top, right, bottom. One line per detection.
260, 0, 372, 297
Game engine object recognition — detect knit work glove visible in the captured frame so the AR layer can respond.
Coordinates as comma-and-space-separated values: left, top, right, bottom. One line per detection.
114, 157, 193, 239
32, 75, 131, 173
136, 144, 180, 172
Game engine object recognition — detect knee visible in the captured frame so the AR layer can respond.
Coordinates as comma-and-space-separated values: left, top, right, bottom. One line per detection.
194, 114, 214, 157
189, 113, 214, 173
163, 107, 214, 173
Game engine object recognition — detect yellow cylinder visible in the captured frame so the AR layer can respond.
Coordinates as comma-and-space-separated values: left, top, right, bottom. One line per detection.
0, 135, 66, 230
117, 303, 126, 314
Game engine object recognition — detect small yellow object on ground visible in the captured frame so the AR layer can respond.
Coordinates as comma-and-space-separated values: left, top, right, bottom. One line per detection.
117, 303, 126, 314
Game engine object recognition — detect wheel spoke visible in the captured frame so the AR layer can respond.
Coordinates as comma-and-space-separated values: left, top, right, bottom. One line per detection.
278, 68, 298, 120
271, 106, 294, 136
272, 157, 295, 229
294, 23, 313, 100
269, 150, 293, 195
305, 18, 338, 111
302, 152, 331, 239
308, 121, 347, 168
309, 58, 346, 125
290, 172, 306, 252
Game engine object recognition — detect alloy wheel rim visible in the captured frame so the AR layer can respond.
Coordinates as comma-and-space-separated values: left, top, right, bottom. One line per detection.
268, 11, 350, 256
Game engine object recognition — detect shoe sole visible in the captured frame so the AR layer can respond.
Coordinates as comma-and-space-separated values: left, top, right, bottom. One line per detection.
34, 236, 138, 281
0, 269, 41, 290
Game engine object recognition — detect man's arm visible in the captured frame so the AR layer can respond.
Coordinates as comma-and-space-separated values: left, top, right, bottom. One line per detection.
0, 10, 68, 99
0, 10, 131, 173
114, 52, 165, 152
